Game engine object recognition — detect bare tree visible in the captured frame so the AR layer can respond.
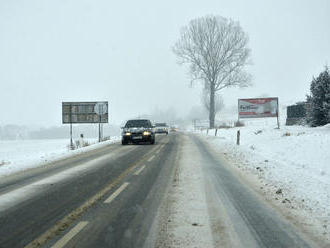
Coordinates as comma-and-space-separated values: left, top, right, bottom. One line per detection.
202, 88, 224, 118
173, 15, 251, 128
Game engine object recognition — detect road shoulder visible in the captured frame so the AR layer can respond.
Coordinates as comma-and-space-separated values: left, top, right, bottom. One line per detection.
196, 133, 329, 248
152, 134, 214, 248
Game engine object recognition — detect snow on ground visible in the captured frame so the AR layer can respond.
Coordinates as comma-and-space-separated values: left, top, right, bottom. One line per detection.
0, 137, 120, 177
195, 119, 330, 240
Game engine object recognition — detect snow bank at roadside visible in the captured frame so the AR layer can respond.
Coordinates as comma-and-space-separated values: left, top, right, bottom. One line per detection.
196, 123, 330, 222
0, 137, 121, 177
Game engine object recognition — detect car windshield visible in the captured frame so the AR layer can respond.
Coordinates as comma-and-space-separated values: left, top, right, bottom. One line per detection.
155, 123, 167, 127
125, 120, 151, 128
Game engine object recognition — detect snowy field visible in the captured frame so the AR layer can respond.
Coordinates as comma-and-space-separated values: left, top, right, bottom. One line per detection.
0, 137, 120, 177
196, 120, 330, 239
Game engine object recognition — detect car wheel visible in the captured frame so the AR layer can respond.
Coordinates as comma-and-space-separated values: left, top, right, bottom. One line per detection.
122, 140, 127, 145
150, 139, 155, 145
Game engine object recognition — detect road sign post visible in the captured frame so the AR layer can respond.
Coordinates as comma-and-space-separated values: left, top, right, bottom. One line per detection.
62, 101, 108, 146
99, 117, 101, 142
69, 104, 73, 149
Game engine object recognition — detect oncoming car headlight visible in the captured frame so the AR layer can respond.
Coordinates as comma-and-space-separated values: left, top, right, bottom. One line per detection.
125, 132, 131, 136
143, 131, 151, 136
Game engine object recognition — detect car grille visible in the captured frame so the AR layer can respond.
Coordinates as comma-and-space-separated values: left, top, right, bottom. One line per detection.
130, 132, 143, 135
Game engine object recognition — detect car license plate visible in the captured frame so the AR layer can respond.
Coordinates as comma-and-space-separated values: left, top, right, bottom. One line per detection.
133, 136, 142, 139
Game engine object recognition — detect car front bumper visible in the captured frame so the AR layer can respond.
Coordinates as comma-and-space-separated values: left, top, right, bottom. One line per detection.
122, 133, 154, 142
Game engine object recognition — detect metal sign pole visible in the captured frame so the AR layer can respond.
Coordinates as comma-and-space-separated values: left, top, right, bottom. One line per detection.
98, 114, 101, 143
99, 104, 102, 142
276, 98, 280, 129
70, 123, 73, 149
101, 123, 104, 140
98, 120, 101, 142
70, 104, 73, 149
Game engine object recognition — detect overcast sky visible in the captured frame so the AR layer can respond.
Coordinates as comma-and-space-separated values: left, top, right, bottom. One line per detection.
0, 0, 329, 126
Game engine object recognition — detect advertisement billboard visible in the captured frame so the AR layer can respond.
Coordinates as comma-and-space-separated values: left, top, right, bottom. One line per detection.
62, 101, 108, 124
238, 98, 278, 119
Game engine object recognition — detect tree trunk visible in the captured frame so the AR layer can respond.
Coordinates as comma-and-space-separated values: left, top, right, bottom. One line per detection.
209, 82, 215, 128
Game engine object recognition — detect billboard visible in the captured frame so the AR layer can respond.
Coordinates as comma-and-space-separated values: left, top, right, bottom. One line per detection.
238, 97, 278, 119
62, 101, 108, 124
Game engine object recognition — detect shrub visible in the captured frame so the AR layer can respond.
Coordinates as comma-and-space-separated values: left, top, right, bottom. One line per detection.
234, 120, 245, 127
102, 136, 111, 141
217, 123, 232, 129
307, 67, 330, 127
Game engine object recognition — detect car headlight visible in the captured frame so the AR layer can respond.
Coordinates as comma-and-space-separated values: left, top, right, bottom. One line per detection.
124, 132, 131, 136
143, 131, 151, 136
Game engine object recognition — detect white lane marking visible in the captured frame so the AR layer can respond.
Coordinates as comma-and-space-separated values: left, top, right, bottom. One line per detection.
104, 182, 129, 203
155, 144, 165, 154
134, 165, 145, 175
0, 154, 114, 213
147, 155, 155, 162
51, 221, 88, 248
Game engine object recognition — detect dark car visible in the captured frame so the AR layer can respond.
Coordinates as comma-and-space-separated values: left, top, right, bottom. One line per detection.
122, 119, 155, 145
155, 123, 169, 135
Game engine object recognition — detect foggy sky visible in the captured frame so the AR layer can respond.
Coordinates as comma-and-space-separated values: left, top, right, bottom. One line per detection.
0, 0, 329, 126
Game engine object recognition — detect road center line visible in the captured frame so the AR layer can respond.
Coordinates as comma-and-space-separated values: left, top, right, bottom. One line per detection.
51, 221, 88, 248
25, 151, 152, 248
104, 182, 129, 203
147, 155, 155, 162
0, 154, 114, 213
156, 145, 165, 154
134, 165, 145, 175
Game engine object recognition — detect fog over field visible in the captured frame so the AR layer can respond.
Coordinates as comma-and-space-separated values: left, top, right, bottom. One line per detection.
0, 0, 329, 134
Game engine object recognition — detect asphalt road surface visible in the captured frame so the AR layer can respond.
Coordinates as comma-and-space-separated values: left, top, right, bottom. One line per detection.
0, 133, 319, 248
